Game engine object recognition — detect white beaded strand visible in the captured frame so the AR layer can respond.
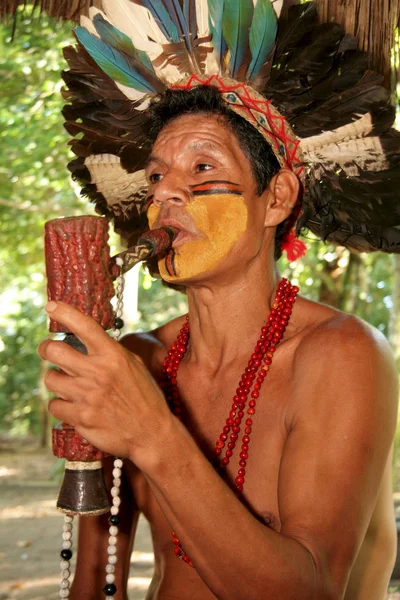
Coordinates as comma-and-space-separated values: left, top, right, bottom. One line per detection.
103, 261, 125, 598
57, 259, 126, 600
59, 514, 73, 598
113, 257, 125, 342
102, 457, 123, 596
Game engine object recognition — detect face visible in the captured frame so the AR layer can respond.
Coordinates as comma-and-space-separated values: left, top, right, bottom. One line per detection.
145, 114, 267, 284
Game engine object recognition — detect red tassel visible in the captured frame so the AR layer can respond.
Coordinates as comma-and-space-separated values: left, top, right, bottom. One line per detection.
281, 229, 307, 261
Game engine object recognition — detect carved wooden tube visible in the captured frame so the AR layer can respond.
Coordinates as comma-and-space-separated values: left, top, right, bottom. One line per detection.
44, 216, 177, 516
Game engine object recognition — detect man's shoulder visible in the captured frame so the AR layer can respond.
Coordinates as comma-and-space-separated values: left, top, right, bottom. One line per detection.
296, 299, 391, 363
121, 314, 187, 374
291, 298, 397, 414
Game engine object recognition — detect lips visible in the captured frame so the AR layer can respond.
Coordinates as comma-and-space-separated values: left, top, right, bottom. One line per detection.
154, 219, 199, 248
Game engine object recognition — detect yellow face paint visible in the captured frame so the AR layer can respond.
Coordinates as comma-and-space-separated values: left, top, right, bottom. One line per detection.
147, 187, 248, 282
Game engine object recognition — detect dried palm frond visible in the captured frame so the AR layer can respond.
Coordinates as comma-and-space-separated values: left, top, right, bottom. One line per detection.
0, 0, 101, 22
1, 0, 399, 90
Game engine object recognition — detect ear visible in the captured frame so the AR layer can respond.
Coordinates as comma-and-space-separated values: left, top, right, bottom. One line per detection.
262, 169, 300, 227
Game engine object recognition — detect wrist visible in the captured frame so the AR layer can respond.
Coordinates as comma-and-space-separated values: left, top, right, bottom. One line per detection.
128, 412, 189, 474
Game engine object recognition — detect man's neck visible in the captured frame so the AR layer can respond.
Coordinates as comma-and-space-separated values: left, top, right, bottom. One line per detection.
183, 264, 281, 374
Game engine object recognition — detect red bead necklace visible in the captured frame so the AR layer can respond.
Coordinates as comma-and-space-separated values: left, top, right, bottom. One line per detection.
160, 278, 298, 567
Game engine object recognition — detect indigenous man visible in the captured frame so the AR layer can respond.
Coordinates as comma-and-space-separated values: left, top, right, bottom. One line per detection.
38, 1, 400, 599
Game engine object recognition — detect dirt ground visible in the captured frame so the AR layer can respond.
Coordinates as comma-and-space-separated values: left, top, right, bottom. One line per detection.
0, 437, 153, 600
0, 436, 400, 600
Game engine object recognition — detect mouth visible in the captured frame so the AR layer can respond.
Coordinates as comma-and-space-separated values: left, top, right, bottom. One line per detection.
155, 219, 200, 248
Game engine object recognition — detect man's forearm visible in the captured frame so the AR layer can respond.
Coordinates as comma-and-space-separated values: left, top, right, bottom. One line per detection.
139, 418, 329, 600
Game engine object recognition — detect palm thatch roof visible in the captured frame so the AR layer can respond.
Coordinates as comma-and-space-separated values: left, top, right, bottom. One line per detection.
0, 0, 102, 22
0, 0, 399, 90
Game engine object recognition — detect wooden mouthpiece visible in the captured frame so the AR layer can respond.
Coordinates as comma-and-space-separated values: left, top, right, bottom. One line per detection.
114, 226, 179, 274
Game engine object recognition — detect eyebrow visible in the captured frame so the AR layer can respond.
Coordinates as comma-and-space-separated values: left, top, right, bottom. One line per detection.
145, 140, 224, 169
145, 155, 165, 169
187, 141, 223, 152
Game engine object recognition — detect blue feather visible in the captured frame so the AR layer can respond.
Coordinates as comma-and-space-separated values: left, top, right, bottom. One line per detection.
93, 14, 155, 73
75, 26, 158, 94
208, 0, 225, 67
163, 0, 191, 47
136, 0, 180, 42
222, 0, 254, 78
247, 0, 277, 80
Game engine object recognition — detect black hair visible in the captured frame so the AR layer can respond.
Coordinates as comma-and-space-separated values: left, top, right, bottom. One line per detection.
146, 85, 287, 260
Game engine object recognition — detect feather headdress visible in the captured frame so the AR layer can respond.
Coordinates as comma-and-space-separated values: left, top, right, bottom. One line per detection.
62, 0, 400, 257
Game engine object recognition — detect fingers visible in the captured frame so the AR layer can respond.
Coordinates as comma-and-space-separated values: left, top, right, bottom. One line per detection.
48, 398, 77, 427
38, 338, 89, 376
45, 301, 115, 355
44, 369, 88, 401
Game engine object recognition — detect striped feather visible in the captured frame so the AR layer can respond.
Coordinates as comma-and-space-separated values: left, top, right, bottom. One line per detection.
222, 0, 254, 79
247, 0, 277, 81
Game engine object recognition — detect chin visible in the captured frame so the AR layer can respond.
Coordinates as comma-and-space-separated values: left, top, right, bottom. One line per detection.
158, 250, 236, 287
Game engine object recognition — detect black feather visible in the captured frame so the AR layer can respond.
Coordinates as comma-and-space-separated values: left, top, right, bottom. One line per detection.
300, 166, 400, 253
273, 2, 318, 64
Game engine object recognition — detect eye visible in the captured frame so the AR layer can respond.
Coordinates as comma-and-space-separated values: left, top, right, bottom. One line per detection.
196, 163, 213, 172
148, 172, 163, 183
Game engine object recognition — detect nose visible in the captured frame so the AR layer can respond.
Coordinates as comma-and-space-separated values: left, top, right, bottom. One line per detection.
152, 170, 191, 208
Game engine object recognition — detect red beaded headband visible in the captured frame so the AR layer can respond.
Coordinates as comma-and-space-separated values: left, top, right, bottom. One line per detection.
171, 74, 306, 183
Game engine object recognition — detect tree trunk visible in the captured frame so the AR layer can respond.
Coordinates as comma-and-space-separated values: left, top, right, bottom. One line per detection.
389, 254, 400, 366
314, 0, 400, 90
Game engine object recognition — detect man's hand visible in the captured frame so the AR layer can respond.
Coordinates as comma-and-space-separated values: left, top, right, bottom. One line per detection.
38, 301, 173, 466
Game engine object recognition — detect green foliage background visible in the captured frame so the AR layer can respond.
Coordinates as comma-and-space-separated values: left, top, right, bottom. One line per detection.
0, 10, 397, 443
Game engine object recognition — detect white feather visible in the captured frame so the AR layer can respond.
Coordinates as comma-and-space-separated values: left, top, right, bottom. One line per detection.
271, 0, 284, 18
300, 113, 374, 153
79, 15, 99, 36
85, 154, 148, 211
301, 113, 391, 176
114, 82, 149, 103
88, 6, 107, 20
304, 137, 389, 177
102, 0, 165, 56
196, 0, 210, 37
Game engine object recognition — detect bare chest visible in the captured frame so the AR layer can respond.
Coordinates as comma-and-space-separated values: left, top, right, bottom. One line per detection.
163, 358, 293, 530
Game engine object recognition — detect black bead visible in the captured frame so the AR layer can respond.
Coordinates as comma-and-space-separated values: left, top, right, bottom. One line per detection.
60, 549, 72, 560
114, 317, 124, 330
103, 583, 117, 596
108, 514, 120, 526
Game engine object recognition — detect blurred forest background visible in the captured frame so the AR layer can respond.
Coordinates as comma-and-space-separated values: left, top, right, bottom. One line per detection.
1, 8, 400, 482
